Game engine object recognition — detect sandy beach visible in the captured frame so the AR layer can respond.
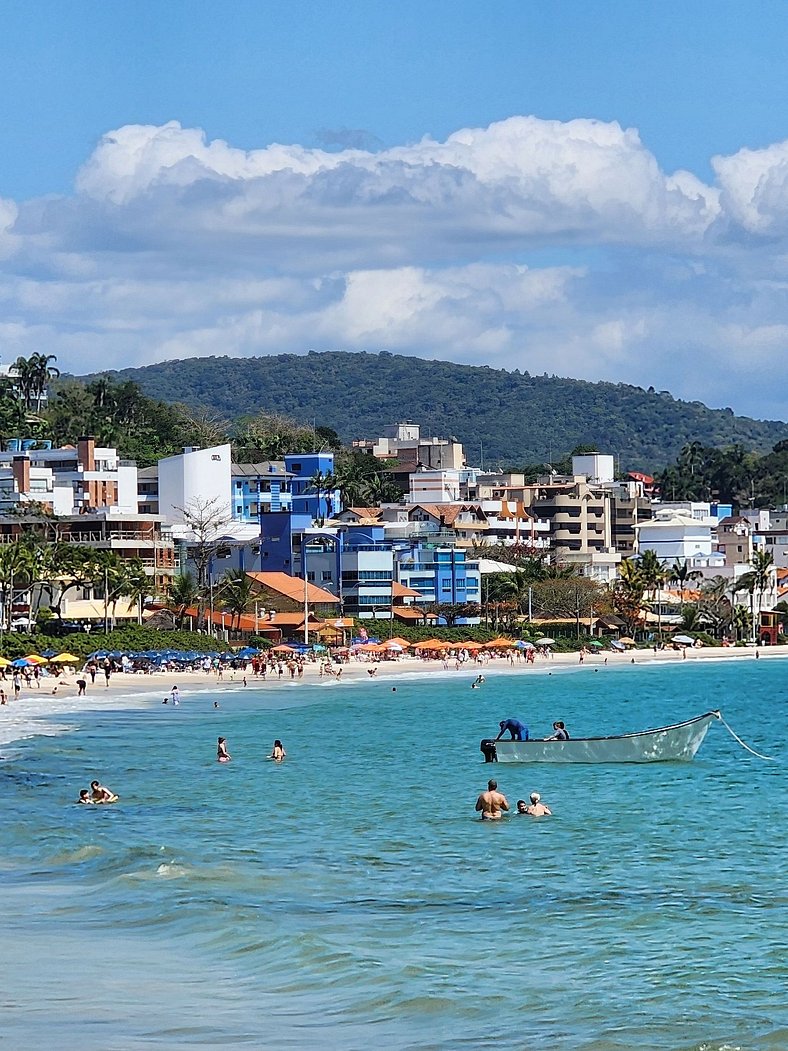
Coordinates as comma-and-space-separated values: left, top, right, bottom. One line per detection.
2, 641, 784, 750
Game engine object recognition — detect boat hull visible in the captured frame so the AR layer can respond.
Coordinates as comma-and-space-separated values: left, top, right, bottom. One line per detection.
482, 712, 719, 764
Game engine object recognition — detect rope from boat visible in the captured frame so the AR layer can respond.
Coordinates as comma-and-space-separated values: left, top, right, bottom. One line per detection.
716, 712, 778, 762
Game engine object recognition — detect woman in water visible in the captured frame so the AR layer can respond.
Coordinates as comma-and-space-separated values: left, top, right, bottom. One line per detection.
269, 740, 286, 762
217, 737, 232, 763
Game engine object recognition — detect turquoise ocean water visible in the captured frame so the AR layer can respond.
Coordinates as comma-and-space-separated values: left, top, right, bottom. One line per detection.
1, 658, 786, 1050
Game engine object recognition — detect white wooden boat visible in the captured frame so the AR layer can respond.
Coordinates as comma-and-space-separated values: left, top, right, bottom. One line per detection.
480, 711, 720, 764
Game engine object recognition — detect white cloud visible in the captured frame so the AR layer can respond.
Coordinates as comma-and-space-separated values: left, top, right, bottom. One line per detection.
2, 115, 788, 420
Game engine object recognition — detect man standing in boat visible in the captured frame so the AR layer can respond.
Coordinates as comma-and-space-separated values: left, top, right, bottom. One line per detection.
475, 779, 509, 820
496, 718, 528, 741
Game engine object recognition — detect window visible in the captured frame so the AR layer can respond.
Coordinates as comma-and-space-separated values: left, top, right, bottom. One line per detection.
322, 571, 333, 581
307, 572, 315, 581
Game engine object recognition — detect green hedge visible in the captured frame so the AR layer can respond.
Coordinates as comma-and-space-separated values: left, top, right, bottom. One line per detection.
0, 625, 231, 660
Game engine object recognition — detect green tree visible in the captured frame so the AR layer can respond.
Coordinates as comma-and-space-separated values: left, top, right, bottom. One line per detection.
218, 570, 256, 632
168, 572, 202, 629
638, 549, 668, 638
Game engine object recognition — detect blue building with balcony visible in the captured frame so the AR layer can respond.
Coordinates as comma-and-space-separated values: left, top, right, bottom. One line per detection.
232, 462, 293, 524
394, 542, 481, 623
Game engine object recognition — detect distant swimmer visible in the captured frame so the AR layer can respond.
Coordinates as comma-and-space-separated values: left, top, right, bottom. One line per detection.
496, 718, 528, 741
471, 675, 485, 689
90, 779, 118, 803
213, 701, 220, 709
269, 739, 286, 762
475, 779, 509, 820
77, 789, 93, 804
170, 685, 180, 704
217, 737, 232, 763
522, 792, 552, 817
545, 720, 569, 741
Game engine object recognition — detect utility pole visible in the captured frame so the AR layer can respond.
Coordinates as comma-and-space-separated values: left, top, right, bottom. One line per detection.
303, 538, 309, 646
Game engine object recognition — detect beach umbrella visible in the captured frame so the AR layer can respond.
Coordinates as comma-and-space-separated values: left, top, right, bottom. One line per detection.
23, 654, 48, 664
515, 640, 535, 650
388, 637, 412, 648
588, 640, 604, 648
534, 638, 556, 646
672, 634, 695, 646
11, 658, 31, 667
485, 638, 516, 648
413, 639, 448, 649
618, 637, 636, 646
49, 653, 80, 663
0, 657, 12, 668
382, 642, 403, 652
461, 641, 484, 650
272, 644, 296, 653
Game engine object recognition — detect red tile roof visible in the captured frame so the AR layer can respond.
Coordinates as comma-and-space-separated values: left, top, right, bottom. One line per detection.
246, 571, 339, 605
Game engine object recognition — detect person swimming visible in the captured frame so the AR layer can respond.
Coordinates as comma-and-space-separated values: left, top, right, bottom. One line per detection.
77, 789, 93, 804
269, 740, 286, 762
217, 737, 232, 762
90, 779, 118, 803
522, 792, 552, 817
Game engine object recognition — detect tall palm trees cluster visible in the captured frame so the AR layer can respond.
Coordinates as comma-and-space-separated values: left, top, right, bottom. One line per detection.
168, 568, 257, 634
9, 353, 60, 414
614, 548, 776, 642
0, 535, 150, 632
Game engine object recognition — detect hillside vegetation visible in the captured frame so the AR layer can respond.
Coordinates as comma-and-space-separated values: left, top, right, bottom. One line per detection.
97, 351, 787, 470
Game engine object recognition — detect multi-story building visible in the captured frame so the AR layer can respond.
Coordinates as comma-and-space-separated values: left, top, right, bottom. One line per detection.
232, 462, 293, 521
0, 436, 138, 515
157, 444, 232, 523
0, 511, 176, 624
353, 422, 465, 472
636, 507, 716, 563
284, 452, 340, 521
394, 542, 481, 622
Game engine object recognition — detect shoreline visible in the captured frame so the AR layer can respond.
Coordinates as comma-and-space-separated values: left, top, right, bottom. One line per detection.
1, 642, 785, 751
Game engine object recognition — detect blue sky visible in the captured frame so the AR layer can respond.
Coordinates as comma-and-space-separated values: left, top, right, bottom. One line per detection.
2, 1, 788, 421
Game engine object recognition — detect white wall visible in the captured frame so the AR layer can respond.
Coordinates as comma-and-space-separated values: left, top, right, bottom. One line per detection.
572, 454, 615, 483
158, 444, 232, 524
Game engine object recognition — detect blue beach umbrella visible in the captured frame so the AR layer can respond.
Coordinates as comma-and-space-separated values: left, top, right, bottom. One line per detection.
11, 658, 31, 667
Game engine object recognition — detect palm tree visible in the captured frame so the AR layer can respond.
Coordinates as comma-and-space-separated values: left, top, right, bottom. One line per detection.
308, 469, 337, 525
669, 560, 702, 605
10, 356, 37, 411
168, 572, 202, 629
218, 570, 256, 632
638, 549, 668, 639
28, 353, 60, 413
614, 557, 646, 636
735, 550, 775, 642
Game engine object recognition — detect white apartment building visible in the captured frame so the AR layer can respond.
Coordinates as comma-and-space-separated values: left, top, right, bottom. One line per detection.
157, 444, 232, 524
636, 507, 715, 563
0, 436, 137, 515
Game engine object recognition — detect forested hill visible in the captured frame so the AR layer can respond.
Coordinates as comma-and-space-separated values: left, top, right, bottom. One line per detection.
97, 351, 787, 470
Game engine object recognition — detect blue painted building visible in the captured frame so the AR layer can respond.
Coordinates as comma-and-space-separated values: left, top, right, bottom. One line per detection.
284, 453, 341, 522
231, 462, 293, 524
394, 542, 481, 623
